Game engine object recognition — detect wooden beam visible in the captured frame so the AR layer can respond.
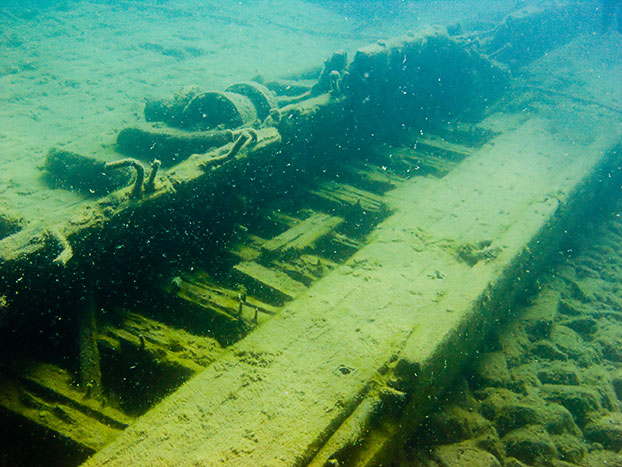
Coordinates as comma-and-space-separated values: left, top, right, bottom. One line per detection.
308, 182, 387, 214
233, 261, 307, 304
99, 313, 222, 372
272, 254, 337, 286
261, 212, 343, 258
413, 135, 474, 162
168, 275, 278, 324
0, 366, 128, 453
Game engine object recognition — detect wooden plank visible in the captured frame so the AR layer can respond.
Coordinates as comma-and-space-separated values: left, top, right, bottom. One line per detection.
262, 210, 300, 228
261, 212, 343, 257
379, 144, 461, 178
0, 360, 132, 454
100, 313, 222, 371
403, 151, 458, 178
227, 233, 264, 261
330, 232, 362, 250
342, 164, 401, 194
233, 261, 307, 303
84, 102, 622, 467
174, 280, 242, 322
19, 363, 133, 429
172, 276, 278, 322
181, 274, 279, 316
440, 122, 499, 147
309, 182, 387, 214
0, 377, 121, 452
413, 135, 474, 161
272, 254, 338, 286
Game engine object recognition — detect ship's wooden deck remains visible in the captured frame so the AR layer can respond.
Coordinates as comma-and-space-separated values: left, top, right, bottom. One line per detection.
1, 3, 620, 466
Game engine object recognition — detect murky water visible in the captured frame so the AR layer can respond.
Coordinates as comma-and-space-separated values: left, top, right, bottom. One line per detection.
1, 1, 622, 466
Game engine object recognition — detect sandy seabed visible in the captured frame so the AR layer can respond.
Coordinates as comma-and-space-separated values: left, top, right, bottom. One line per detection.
0, 0, 520, 225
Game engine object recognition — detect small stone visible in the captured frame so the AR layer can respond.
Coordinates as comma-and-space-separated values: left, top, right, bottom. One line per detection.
504, 457, 529, 467
403, 450, 441, 466
597, 338, 622, 363
503, 425, 558, 465
540, 384, 602, 426
550, 325, 581, 349
529, 341, 567, 361
557, 298, 582, 316
593, 322, 622, 363
540, 403, 581, 437
499, 323, 530, 365
417, 405, 494, 446
550, 460, 581, 467
494, 403, 539, 435
432, 440, 501, 467
472, 351, 511, 388
612, 373, 622, 401
509, 363, 541, 392
473, 432, 506, 461
550, 433, 586, 464
550, 325, 601, 366
582, 366, 619, 411
582, 448, 622, 467
560, 279, 592, 303
584, 413, 622, 451
418, 408, 470, 445
478, 387, 521, 421
560, 317, 597, 336
522, 301, 555, 340
536, 363, 580, 386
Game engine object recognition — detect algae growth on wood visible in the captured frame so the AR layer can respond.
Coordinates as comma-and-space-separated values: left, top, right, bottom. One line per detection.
1, 2, 621, 466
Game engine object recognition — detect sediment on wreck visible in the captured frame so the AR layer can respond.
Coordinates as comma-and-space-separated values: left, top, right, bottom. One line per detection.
0, 3, 615, 466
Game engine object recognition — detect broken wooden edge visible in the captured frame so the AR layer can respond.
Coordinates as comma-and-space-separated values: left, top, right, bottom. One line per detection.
48, 227, 74, 267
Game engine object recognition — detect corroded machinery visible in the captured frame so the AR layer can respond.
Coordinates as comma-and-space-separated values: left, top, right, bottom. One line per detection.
1, 3, 618, 466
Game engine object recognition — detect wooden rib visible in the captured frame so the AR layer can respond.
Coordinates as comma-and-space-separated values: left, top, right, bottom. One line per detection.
308, 182, 387, 214
261, 212, 343, 257
233, 261, 307, 304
